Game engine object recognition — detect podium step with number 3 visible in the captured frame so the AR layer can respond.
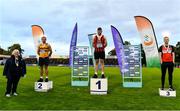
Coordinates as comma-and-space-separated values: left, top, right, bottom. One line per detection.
159, 88, 176, 97
90, 78, 108, 95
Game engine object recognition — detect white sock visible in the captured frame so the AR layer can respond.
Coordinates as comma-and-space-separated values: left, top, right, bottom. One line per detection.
95, 72, 97, 75
102, 72, 104, 75
40, 76, 43, 79
46, 76, 48, 78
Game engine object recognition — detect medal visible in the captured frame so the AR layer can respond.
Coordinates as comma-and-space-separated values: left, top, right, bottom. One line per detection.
15, 59, 19, 67
163, 44, 170, 53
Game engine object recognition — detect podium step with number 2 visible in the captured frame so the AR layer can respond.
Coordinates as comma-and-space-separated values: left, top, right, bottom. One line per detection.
35, 81, 53, 92
90, 78, 108, 95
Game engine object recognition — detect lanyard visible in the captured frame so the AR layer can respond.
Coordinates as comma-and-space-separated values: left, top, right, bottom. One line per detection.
15, 58, 19, 67
163, 44, 170, 52
96, 34, 102, 40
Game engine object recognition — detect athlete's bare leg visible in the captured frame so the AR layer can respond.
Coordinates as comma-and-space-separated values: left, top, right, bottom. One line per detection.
45, 65, 48, 77
100, 59, 104, 74
40, 66, 44, 77
95, 59, 99, 74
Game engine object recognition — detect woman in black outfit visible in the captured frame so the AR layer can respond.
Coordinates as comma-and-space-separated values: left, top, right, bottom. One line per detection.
3, 49, 26, 97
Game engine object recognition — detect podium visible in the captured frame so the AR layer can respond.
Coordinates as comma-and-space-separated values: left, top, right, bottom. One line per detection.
34, 81, 53, 92
159, 88, 176, 97
90, 78, 108, 95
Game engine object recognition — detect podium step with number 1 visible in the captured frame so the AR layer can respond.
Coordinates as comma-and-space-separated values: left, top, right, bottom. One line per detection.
90, 78, 108, 95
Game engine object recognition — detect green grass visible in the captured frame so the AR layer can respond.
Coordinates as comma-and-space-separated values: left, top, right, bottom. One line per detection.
0, 66, 180, 110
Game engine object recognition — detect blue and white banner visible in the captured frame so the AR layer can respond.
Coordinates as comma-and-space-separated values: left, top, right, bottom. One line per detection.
69, 23, 78, 67
111, 25, 128, 74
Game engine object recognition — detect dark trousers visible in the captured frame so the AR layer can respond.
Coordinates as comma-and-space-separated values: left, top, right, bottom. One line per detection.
6, 75, 21, 94
161, 62, 174, 88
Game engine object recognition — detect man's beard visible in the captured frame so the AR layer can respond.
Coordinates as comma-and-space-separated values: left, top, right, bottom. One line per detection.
165, 42, 169, 45
98, 33, 102, 36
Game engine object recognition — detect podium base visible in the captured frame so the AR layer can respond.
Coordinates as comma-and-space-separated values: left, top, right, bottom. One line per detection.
123, 82, 142, 88
34, 81, 53, 92
90, 78, 108, 95
159, 88, 176, 97
90, 91, 107, 95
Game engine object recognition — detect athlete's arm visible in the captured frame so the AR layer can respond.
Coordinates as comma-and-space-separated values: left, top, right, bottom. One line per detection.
172, 52, 175, 64
92, 36, 96, 48
159, 52, 162, 64
158, 46, 162, 64
104, 37, 107, 48
172, 46, 175, 64
48, 45, 52, 57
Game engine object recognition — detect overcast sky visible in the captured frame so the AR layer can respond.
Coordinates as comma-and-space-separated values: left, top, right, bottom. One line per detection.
0, 0, 180, 56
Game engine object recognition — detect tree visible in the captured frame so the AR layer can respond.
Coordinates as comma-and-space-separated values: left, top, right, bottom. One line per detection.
8, 44, 24, 56
108, 41, 131, 56
175, 42, 180, 63
124, 41, 131, 45
108, 48, 116, 56
0, 47, 9, 55
0, 47, 3, 54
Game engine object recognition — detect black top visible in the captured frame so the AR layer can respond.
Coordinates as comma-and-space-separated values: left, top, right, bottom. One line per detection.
3, 55, 26, 77
158, 45, 175, 53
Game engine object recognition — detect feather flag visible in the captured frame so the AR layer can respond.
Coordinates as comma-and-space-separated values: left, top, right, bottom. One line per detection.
69, 23, 78, 67
134, 16, 160, 67
31, 25, 44, 53
111, 25, 128, 74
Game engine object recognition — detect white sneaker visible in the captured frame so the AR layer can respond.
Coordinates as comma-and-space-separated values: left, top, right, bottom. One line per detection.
168, 88, 174, 91
13, 92, 18, 96
5, 94, 11, 97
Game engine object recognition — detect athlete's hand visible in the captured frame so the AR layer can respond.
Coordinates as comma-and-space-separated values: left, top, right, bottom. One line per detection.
103, 44, 107, 48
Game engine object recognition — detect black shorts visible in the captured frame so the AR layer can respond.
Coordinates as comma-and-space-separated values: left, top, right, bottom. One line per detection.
39, 57, 49, 66
94, 51, 105, 60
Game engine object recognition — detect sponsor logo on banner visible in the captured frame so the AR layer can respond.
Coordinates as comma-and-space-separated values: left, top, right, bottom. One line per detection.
143, 35, 153, 46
